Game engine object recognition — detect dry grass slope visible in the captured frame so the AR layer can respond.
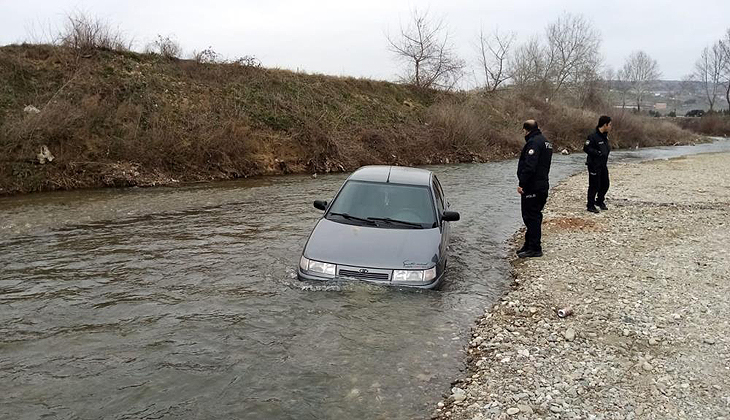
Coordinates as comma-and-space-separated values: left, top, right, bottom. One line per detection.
0, 44, 698, 194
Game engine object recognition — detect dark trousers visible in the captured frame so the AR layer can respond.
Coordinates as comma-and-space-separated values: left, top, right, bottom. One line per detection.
587, 166, 609, 208
521, 191, 548, 251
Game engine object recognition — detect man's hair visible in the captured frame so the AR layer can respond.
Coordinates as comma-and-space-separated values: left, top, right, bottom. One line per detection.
597, 115, 611, 128
523, 120, 538, 131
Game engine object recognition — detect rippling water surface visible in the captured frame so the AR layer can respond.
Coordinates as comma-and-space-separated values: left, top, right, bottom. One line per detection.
1, 140, 728, 419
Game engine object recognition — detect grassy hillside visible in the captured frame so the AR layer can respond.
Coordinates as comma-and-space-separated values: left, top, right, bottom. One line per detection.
0, 44, 698, 194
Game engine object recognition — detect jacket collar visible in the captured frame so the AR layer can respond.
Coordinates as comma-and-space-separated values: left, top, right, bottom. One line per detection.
525, 128, 542, 142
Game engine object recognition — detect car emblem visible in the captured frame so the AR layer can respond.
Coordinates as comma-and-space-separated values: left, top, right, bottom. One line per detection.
359, 269, 369, 274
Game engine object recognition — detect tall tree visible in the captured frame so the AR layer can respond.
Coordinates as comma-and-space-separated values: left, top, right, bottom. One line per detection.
543, 13, 602, 100
720, 28, 730, 110
614, 68, 631, 109
694, 42, 726, 112
510, 36, 546, 92
387, 9, 465, 90
622, 51, 661, 113
509, 13, 602, 100
475, 27, 515, 92
671, 74, 696, 115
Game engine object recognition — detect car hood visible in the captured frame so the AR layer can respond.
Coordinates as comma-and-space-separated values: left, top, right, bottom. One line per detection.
304, 218, 441, 269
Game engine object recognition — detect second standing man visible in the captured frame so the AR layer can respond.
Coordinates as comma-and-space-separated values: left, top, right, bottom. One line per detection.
584, 116, 612, 213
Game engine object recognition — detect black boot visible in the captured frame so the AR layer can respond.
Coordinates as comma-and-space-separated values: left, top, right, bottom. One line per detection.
587, 206, 600, 213
517, 249, 543, 258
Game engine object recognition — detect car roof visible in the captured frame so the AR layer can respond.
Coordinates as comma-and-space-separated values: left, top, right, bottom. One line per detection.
347, 166, 432, 186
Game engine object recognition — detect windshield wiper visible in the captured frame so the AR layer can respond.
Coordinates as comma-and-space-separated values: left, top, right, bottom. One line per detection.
329, 212, 377, 225
367, 217, 424, 228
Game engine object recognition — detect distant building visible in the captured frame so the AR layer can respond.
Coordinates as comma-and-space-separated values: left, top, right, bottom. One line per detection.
613, 104, 639, 110
654, 103, 667, 110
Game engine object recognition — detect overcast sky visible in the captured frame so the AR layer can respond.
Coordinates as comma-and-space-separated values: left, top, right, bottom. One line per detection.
2, 0, 728, 82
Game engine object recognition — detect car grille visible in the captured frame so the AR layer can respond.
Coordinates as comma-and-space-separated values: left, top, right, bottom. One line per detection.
338, 267, 390, 281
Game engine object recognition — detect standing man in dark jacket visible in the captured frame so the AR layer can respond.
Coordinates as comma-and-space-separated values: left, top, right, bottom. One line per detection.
584, 116, 612, 213
516, 120, 553, 258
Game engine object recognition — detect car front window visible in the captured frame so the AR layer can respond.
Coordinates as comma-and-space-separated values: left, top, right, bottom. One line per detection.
326, 181, 437, 228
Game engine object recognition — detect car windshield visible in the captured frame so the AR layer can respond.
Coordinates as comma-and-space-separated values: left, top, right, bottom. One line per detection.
326, 181, 437, 228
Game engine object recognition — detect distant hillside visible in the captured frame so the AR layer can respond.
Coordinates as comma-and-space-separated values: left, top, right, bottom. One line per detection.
0, 44, 697, 194
607, 79, 730, 114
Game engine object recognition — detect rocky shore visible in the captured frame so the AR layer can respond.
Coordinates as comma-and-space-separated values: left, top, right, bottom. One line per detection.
436, 153, 730, 420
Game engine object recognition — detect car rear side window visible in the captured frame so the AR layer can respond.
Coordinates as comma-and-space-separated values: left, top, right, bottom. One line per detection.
432, 177, 445, 216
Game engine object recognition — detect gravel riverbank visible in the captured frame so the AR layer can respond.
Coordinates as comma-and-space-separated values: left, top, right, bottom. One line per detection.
435, 153, 730, 420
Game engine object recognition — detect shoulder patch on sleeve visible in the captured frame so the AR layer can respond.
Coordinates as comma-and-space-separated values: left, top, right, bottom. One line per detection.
528, 149, 535, 155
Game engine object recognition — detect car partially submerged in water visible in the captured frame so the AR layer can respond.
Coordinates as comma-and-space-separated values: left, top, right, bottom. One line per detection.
298, 166, 460, 289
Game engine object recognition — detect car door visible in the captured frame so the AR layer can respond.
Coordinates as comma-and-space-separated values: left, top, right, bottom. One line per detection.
432, 175, 450, 269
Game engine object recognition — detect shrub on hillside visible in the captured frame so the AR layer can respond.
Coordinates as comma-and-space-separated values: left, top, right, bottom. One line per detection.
145, 35, 181, 59
422, 92, 694, 156
57, 13, 131, 52
673, 114, 730, 136
192, 47, 218, 64
230, 55, 262, 68
609, 112, 692, 148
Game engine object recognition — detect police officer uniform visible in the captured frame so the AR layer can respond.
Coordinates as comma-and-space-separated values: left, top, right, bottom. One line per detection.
584, 128, 611, 210
517, 128, 553, 255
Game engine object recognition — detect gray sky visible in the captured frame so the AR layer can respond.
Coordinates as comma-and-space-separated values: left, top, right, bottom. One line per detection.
2, 0, 728, 82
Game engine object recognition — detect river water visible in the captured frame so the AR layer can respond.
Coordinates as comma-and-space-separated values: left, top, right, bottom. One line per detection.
1, 140, 729, 419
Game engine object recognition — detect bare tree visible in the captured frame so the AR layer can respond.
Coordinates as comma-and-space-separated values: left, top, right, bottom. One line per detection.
621, 51, 661, 112
24, 19, 57, 45
665, 74, 693, 115
475, 27, 515, 92
720, 28, 730, 109
543, 13, 602, 100
603, 67, 616, 95
510, 36, 547, 93
509, 13, 601, 101
612, 68, 632, 109
573, 66, 604, 108
694, 42, 726, 112
387, 9, 465, 89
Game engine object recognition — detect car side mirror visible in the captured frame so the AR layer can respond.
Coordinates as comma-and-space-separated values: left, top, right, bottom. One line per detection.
442, 211, 460, 222
313, 200, 328, 211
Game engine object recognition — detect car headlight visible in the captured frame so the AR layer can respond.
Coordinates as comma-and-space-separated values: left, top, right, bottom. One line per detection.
299, 256, 310, 271
300, 256, 336, 277
393, 267, 437, 283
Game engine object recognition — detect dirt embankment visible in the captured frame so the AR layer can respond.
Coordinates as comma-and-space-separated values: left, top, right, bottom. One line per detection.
0, 44, 700, 195
436, 153, 730, 419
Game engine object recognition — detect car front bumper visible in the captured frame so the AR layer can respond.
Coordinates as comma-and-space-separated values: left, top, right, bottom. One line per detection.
297, 268, 444, 290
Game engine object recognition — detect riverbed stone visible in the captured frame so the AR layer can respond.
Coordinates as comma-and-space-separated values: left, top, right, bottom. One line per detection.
564, 328, 576, 341
433, 153, 730, 420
